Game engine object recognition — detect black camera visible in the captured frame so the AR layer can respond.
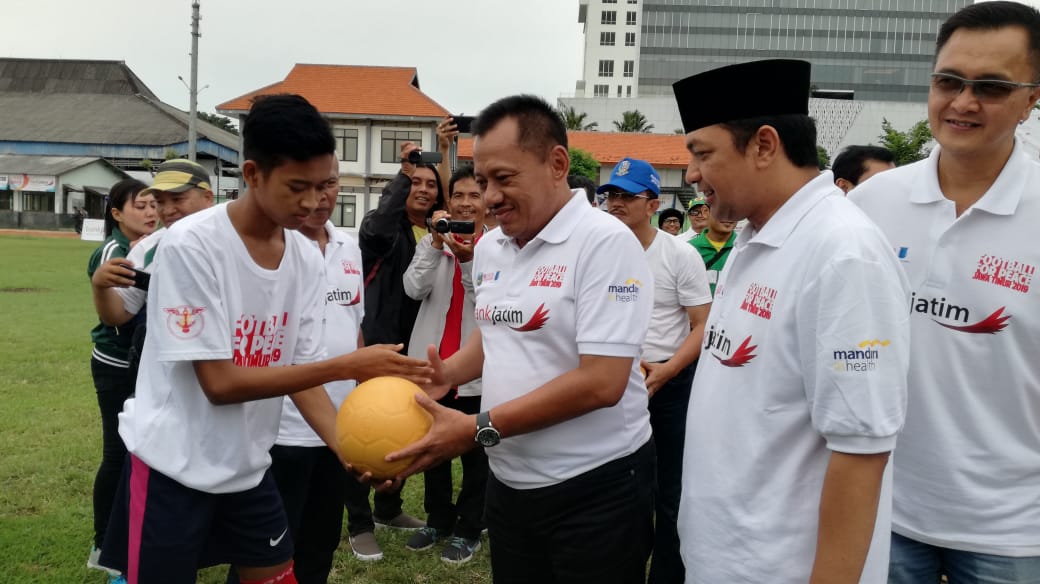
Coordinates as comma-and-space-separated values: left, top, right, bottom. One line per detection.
407, 150, 443, 164
453, 115, 475, 135
129, 267, 150, 291
429, 217, 476, 234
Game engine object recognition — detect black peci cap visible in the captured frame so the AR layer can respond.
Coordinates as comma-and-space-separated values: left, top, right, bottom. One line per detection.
673, 59, 812, 134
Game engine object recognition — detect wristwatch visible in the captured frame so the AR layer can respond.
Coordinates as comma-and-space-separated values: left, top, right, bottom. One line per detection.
475, 411, 501, 447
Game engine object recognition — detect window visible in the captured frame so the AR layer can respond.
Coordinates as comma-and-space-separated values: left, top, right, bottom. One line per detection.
627, 0, 637, 3
598, 60, 614, 77
601, 10, 616, 25
623, 60, 635, 77
594, 84, 609, 97
603, 0, 617, 3
21, 191, 53, 212
625, 32, 636, 46
380, 130, 422, 164
626, 11, 637, 25
0, 192, 11, 211
626, 85, 632, 97
333, 193, 357, 228
600, 31, 615, 46
334, 128, 359, 162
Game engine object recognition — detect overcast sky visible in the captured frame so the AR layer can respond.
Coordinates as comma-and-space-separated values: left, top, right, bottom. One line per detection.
2, 0, 1037, 121
0, 0, 584, 117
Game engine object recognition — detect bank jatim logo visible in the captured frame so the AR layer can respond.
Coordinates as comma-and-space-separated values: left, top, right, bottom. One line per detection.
704, 326, 757, 367
474, 303, 550, 332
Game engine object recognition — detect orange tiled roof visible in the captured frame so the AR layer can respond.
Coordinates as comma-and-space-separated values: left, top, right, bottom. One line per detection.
457, 131, 690, 168
216, 64, 450, 118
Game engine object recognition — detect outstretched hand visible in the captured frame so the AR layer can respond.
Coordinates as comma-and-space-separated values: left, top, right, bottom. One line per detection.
422, 344, 453, 400
339, 344, 432, 385
385, 391, 475, 479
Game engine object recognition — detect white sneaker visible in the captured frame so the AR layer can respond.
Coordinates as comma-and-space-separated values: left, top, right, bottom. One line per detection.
86, 545, 120, 575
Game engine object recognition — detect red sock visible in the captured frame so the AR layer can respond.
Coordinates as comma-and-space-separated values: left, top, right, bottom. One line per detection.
238, 562, 297, 584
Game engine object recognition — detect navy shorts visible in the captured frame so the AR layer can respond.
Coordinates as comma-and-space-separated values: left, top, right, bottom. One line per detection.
100, 455, 293, 583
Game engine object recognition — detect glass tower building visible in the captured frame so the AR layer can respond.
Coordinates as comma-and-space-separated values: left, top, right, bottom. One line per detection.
637, 0, 971, 102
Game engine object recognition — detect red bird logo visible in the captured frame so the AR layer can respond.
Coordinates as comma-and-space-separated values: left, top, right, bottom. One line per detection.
715, 335, 758, 367
164, 306, 205, 334
510, 303, 550, 332
935, 307, 1011, 334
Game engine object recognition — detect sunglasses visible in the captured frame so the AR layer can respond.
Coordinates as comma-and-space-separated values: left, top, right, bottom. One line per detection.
604, 190, 651, 202
930, 72, 1040, 103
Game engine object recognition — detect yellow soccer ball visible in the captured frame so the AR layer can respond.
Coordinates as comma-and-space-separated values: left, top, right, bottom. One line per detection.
336, 376, 432, 480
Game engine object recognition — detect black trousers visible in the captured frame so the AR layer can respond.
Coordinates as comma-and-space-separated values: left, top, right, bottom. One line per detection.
485, 439, 655, 584
91, 357, 134, 549
647, 361, 696, 584
226, 445, 349, 584
422, 394, 488, 540
342, 472, 406, 536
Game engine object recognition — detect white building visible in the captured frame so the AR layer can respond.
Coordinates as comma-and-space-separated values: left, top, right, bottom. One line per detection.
577, 0, 643, 99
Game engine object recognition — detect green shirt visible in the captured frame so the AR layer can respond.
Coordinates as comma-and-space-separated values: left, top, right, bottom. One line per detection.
689, 231, 737, 297
87, 227, 136, 366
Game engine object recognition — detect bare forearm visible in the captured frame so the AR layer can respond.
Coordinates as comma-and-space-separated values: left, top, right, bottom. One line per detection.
441, 330, 485, 387
810, 451, 890, 584
194, 359, 343, 405
665, 322, 704, 372
289, 387, 340, 453
92, 285, 134, 326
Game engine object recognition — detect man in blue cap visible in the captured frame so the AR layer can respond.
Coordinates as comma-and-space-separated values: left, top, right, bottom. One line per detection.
673, 60, 911, 583
601, 157, 712, 584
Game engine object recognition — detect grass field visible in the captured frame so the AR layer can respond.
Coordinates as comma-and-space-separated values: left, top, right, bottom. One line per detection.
0, 233, 492, 584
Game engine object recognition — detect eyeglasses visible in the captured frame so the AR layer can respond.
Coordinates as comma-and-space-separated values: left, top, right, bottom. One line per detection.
930, 72, 1040, 103
604, 190, 651, 202
661, 218, 681, 225
688, 207, 708, 217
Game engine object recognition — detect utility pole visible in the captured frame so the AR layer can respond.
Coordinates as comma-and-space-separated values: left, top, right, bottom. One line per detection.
188, 1, 201, 161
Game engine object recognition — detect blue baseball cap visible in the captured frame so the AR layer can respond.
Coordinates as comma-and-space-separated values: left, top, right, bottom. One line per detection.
596, 157, 661, 197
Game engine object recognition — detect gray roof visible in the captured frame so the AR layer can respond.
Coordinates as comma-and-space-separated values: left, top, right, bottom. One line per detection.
0, 154, 114, 175
0, 58, 238, 152
0, 58, 157, 98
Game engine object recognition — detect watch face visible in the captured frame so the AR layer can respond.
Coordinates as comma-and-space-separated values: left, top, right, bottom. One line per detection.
476, 427, 500, 447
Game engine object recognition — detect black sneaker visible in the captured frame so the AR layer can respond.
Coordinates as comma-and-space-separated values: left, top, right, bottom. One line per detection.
373, 512, 426, 531
405, 526, 442, 551
440, 536, 481, 565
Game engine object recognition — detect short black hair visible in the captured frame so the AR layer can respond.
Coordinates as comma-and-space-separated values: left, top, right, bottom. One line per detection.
937, 1, 1040, 80
567, 174, 597, 204
242, 94, 335, 175
720, 114, 819, 169
658, 207, 685, 228
104, 178, 148, 238
449, 164, 476, 196
832, 145, 895, 185
472, 94, 568, 160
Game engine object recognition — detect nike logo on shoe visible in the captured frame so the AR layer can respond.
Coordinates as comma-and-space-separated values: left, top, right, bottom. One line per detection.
269, 528, 287, 547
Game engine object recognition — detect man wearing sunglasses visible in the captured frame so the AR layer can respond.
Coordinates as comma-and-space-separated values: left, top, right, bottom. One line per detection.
851, 2, 1040, 582
601, 158, 712, 584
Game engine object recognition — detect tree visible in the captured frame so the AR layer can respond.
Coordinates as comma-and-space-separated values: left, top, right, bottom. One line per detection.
613, 110, 655, 133
198, 111, 239, 135
879, 118, 932, 166
568, 147, 600, 181
558, 106, 599, 131
816, 145, 830, 170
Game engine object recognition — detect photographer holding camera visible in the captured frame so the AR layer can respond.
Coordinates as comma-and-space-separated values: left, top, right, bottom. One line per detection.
401, 164, 488, 564
354, 141, 444, 551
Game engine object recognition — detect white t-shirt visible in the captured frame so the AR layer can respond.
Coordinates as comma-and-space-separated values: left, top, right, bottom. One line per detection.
642, 230, 712, 362
472, 189, 653, 490
850, 142, 1040, 556
117, 204, 326, 493
115, 227, 166, 315
679, 172, 910, 583
276, 223, 364, 447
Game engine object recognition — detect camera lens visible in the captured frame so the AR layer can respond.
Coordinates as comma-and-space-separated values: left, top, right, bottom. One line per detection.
433, 217, 451, 233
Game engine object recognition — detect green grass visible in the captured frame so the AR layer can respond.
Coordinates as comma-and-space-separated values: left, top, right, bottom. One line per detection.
0, 234, 492, 584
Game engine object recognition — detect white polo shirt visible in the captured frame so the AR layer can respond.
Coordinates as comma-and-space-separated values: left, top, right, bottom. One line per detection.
679, 172, 910, 583
642, 230, 712, 362
117, 204, 326, 493
473, 189, 653, 490
276, 223, 364, 447
851, 142, 1040, 556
